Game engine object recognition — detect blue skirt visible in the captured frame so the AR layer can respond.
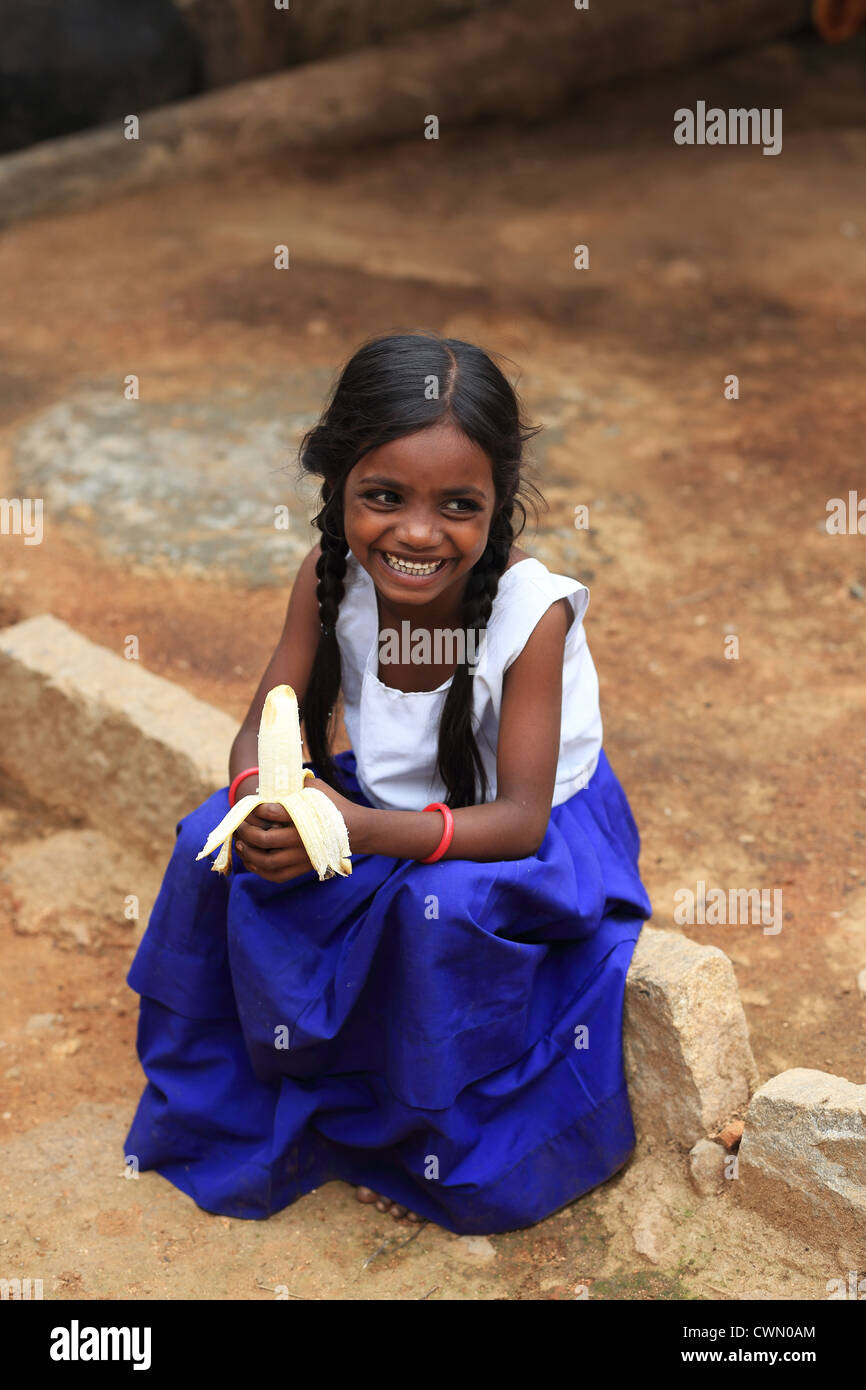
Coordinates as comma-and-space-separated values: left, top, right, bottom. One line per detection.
125, 747, 652, 1234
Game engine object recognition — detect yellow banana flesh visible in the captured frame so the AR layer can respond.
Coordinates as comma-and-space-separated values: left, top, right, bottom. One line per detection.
196, 684, 352, 880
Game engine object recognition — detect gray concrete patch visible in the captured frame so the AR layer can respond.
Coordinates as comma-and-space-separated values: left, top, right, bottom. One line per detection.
12, 373, 333, 585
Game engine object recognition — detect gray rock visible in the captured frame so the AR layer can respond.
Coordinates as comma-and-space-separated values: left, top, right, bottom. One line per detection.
737, 1069, 866, 1252
624, 926, 759, 1148
631, 1196, 674, 1265
688, 1138, 727, 1195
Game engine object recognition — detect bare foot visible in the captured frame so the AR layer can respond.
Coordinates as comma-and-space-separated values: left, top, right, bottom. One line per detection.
356, 1186, 424, 1222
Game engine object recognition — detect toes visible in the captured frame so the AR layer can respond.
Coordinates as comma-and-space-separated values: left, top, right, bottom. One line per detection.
357, 1186, 423, 1223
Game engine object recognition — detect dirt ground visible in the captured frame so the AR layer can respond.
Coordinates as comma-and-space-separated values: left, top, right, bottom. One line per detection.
1, 38, 865, 1299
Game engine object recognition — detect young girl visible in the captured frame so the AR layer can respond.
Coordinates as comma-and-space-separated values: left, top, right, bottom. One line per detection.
125, 332, 652, 1233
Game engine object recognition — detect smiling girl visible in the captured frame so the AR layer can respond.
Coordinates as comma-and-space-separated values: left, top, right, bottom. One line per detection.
125, 332, 652, 1232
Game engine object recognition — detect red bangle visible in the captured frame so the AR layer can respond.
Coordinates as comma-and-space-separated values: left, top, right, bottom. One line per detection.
419, 801, 454, 863
229, 766, 259, 807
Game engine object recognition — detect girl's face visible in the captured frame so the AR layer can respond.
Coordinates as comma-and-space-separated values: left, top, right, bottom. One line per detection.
343, 420, 498, 610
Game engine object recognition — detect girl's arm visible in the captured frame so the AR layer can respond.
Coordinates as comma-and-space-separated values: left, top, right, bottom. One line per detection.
228, 542, 322, 800
349, 598, 572, 863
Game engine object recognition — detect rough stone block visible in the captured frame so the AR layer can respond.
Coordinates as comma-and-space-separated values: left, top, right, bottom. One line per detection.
0, 614, 237, 855
624, 926, 759, 1147
737, 1069, 866, 1252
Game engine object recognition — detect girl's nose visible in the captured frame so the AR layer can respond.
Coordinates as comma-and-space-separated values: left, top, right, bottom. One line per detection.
395, 517, 444, 548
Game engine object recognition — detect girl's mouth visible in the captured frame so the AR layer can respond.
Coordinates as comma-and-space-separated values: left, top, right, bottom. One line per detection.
375, 550, 451, 583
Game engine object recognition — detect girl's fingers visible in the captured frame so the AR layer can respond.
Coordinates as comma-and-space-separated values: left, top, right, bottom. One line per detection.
239, 820, 303, 852
235, 838, 312, 879
247, 859, 314, 882
240, 861, 309, 883
236, 840, 299, 868
254, 802, 293, 825
235, 806, 312, 878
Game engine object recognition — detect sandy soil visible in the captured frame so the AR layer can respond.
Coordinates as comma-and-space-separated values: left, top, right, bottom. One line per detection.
1, 38, 865, 1298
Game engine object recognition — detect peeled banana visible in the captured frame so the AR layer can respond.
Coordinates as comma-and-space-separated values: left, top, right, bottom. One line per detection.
196, 684, 352, 880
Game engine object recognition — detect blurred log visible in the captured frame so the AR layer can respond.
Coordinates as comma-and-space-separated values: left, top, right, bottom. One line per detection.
174, 0, 499, 87
0, 0, 812, 227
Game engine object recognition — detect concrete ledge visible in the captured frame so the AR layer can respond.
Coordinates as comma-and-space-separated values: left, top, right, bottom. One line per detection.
737, 1069, 866, 1252
624, 926, 759, 1148
0, 614, 237, 854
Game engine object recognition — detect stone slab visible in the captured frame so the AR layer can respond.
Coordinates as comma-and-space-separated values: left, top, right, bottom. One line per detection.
624, 926, 759, 1148
737, 1068, 866, 1252
0, 613, 237, 855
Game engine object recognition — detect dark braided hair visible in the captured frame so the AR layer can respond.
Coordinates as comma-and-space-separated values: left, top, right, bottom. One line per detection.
295, 331, 545, 808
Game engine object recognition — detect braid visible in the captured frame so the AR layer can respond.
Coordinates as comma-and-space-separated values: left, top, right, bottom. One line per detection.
435, 507, 514, 808
298, 488, 355, 798
315, 491, 348, 638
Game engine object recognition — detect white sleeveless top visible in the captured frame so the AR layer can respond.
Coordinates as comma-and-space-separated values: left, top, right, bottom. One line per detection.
335, 548, 603, 812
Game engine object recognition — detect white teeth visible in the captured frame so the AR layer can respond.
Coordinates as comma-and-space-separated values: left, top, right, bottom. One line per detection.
383, 552, 444, 575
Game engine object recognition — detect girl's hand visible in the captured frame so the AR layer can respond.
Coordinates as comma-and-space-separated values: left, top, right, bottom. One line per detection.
234, 778, 370, 883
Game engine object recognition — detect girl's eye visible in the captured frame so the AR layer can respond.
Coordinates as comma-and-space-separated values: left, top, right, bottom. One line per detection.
362, 490, 479, 513
363, 490, 400, 505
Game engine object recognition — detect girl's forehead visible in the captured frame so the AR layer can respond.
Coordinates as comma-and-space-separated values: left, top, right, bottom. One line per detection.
351, 425, 495, 487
